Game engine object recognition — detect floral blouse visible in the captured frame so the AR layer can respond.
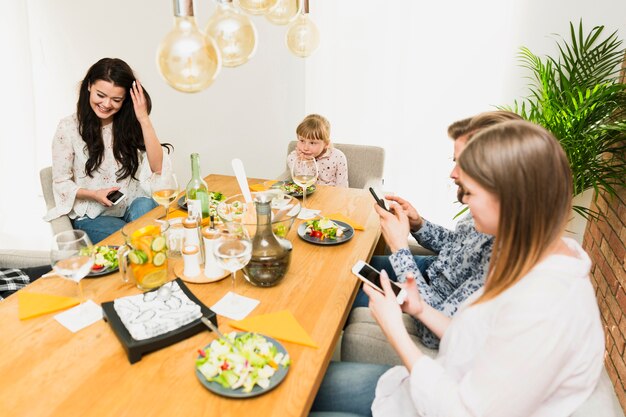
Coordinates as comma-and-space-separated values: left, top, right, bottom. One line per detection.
287, 147, 349, 188
44, 114, 155, 221
389, 213, 494, 348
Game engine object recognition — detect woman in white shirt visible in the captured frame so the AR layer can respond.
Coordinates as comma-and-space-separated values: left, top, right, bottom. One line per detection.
45, 58, 171, 243
310, 120, 604, 417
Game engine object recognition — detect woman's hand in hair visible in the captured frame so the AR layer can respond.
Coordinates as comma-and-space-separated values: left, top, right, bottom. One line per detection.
130, 80, 149, 123
375, 202, 410, 253
385, 195, 423, 231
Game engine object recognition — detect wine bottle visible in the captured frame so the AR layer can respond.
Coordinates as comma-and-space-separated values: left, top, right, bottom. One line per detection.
186, 153, 210, 220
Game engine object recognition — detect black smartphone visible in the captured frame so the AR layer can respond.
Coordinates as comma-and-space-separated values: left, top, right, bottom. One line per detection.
106, 190, 126, 205
369, 187, 389, 211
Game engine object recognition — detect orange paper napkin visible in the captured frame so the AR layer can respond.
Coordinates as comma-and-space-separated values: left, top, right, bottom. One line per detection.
230, 310, 318, 348
18, 291, 80, 320
326, 213, 365, 230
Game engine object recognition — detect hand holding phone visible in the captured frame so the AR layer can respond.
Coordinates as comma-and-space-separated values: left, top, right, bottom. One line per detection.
369, 187, 390, 212
352, 260, 407, 304
106, 190, 126, 205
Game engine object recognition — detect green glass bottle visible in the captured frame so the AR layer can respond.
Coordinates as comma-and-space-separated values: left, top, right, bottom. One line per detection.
186, 153, 210, 220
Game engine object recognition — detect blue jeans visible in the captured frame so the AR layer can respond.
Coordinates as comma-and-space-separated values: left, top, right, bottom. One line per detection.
72, 197, 157, 244
310, 361, 391, 417
352, 255, 437, 309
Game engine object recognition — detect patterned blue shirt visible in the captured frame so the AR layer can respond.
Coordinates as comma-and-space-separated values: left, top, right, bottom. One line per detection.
389, 213, 493, 348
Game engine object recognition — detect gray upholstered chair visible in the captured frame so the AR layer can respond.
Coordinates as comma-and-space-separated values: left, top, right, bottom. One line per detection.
0, 249, 50, 269
40, 166, 73, 235
279, 141, 385, 189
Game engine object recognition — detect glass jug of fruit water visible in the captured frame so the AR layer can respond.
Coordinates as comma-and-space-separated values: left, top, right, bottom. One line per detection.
118, 220, 170, 290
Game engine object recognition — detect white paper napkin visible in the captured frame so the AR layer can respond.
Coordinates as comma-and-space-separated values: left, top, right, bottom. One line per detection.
298, 208, 321, 220
54, 300, 103, 333
113, 281, 202, 341
210, 292, 259, 320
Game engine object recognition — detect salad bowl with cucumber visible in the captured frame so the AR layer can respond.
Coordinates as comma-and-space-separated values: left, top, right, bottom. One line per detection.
195, 332, 291, 398
81, 245, 120, 277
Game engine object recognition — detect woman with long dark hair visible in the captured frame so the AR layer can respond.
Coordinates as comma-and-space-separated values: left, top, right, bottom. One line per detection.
45, 58, 170, 243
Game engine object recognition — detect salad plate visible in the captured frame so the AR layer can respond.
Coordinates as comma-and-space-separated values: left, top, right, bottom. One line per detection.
195, 332, 290, 398
177, 192, 226, 214
271, 180, 316, 198
297, 219, 354, 246
86, 245, 119, 278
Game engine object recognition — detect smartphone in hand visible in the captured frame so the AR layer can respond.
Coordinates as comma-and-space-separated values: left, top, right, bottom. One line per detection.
352, 260, 407, 304
106, 190, 126, 205
369, 187, 389, 212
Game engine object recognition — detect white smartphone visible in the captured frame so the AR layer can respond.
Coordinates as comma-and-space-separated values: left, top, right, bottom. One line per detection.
106, 190, 126, 206
352, 260, 407, 304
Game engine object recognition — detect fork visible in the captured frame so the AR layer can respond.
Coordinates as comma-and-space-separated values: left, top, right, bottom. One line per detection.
200, 317, 240, 353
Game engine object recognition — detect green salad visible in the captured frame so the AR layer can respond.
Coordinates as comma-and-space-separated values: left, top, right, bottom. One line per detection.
280, 181, 315, 195
304, 218, 344, 240
196, 332, 291, 393
80, 245, 119, 271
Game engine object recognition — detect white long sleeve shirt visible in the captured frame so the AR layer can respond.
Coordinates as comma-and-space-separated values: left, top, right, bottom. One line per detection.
372, 238, 604, 417
44, 114, 161, 221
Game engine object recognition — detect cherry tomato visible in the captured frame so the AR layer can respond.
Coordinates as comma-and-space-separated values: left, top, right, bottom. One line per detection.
310, 230, 323, 238
91, 264, 105, 271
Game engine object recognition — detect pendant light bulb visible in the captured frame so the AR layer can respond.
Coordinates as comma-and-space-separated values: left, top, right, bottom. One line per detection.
206, 0, 258, 67
286, 0, 319, 57
237, 0, 278, 15
266, 0, 299, 25
157, 0, 222, 92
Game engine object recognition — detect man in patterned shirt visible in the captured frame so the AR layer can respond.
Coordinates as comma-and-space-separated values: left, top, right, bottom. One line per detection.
355, 110, 522, 349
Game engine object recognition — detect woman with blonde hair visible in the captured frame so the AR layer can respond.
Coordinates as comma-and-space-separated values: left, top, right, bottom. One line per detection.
310, 120, 604, 417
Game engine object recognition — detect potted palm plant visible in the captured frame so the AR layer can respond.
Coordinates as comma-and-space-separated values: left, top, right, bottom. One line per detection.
503, 20, 626, 219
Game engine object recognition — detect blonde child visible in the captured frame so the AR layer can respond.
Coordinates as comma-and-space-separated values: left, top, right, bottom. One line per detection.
287, 114, 348, 188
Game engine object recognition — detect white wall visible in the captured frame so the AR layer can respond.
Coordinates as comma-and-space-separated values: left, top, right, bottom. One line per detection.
2, 0, 625, 251
2, 0, 304, 250
306, 0, 626, 230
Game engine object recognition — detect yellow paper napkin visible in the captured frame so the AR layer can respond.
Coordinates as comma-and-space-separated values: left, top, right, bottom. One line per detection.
230, 310, 318, 348
325, 213, 365, 230
18, 291, 80, 320
249, 180, 278, 192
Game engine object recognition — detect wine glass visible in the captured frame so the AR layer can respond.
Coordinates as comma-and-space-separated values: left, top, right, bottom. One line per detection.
291, 155, 318, 208
213, 227, 252, 305
50, 230, 95, 304
150, 171, 179, 220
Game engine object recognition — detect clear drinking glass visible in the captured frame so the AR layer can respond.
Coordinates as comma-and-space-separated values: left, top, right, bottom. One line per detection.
50, 230, 95, 303
150, 171, 179, 220
213, 227, 252, 304
290, 155, 318, 208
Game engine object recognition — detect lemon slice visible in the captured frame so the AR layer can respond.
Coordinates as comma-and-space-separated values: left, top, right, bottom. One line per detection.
140, 270, 168, 289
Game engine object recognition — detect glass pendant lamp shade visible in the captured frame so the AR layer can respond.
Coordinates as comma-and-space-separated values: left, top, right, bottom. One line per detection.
237, 0, 278, 15
206, 0, 258, 67
286, 0, 319, 57
265, 0, 299, 25
157, 0, 222, 92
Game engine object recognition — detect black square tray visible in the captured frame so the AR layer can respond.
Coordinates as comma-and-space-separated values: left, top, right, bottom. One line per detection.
102, 278, 217, 364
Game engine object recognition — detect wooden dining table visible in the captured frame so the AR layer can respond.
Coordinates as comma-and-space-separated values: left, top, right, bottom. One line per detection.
0, 174, 382, 417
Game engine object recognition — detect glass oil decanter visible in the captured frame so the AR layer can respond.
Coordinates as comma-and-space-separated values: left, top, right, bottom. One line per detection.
242, 192, 292, 286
